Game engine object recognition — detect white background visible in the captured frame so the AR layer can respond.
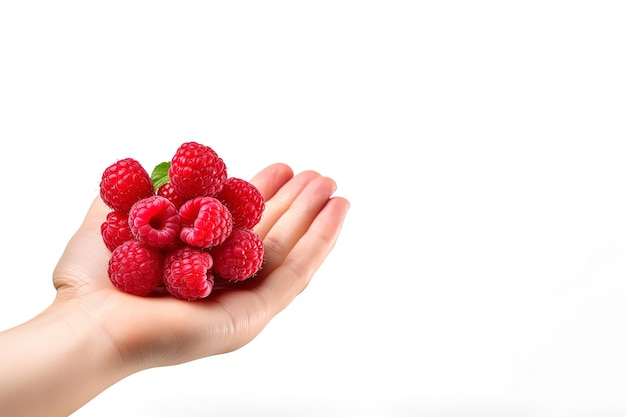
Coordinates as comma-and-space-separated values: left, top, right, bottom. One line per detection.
1, 1, 626, 416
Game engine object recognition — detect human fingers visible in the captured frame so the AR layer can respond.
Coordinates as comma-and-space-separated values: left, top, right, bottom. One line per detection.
247, 162, 294, 201
260, 175, 338, 276
253, 170, 324, 240
258, 195, 350, 314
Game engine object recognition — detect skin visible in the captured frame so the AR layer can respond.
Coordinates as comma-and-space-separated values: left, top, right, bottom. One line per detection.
0, 163, 350, 417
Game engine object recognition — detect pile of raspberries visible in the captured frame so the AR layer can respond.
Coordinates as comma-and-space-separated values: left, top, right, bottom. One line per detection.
99, 141, 265, 301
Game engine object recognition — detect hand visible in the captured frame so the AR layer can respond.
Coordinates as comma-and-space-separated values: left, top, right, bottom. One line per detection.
52, 162, 350, 371
0, 162, 348, 417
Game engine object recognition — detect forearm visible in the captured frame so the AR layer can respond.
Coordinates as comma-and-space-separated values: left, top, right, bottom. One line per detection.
0, 300, 130, 417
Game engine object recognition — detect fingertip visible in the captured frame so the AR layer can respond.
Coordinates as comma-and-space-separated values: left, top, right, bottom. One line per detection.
314, 176, 338, 198
324, 176, 338, 194
270, 162, 294, 178
325, 196, 351, 230
332, 196, 351, 212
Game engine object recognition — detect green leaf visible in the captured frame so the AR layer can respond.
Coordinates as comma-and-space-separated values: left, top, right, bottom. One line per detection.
151, 161, 171, 191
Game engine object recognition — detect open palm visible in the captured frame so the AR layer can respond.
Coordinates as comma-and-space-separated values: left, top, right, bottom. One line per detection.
52, 162, 349, 372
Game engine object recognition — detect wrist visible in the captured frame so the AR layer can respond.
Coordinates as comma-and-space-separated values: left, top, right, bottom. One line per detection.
0, 296, 131, 417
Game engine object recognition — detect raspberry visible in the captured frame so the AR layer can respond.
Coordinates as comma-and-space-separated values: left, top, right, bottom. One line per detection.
211, 228, 264, 281
156, 181, 187, 209
160, 235, 187, 254
179, 196, 233, 248
163, 246, 214, 300
101, 211, 133, 252
100, 158, 155, 213
99, 141, 270, 301
216, 177, 265, 229
128, 196, 181, 248
108, 240, 163, 296
168, 142, 227, 199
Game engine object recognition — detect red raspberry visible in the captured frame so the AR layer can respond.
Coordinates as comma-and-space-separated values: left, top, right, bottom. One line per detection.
163, 246, 215, 300
156, 181, 187, 209
128, 196, 181, 248
211, 228, 264, 281
179, 196, 233, 248
108, 240, 163, 296
100, 158, 155, 213
101, 211, 132, 252
168, 142, 227, 199
216, 177, 265, 229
